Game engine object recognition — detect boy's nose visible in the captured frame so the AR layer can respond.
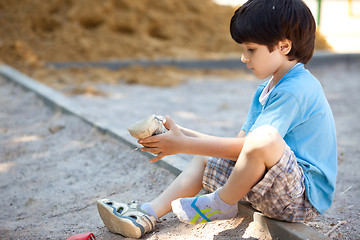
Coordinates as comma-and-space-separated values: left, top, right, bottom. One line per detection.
241, 54, 248, 63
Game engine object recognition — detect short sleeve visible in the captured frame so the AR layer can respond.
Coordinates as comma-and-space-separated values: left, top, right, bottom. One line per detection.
250, 92, 302, 137
241, 122, 247, 132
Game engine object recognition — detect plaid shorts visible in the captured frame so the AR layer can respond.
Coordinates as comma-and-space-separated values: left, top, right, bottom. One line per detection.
202, 145, 319, 222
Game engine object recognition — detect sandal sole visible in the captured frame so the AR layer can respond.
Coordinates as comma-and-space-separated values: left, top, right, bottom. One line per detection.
97, 200, 144, 239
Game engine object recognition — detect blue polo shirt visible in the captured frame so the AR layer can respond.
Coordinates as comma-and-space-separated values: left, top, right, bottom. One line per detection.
241, 63, 337, 214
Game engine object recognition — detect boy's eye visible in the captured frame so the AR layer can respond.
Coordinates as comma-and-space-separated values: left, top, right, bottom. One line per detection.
248, 48, 255, 53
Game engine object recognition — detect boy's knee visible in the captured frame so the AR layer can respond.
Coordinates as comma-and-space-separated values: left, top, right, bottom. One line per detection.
192, 155, 209, 167
243, 125, 285, 167
248, 125, 281, 145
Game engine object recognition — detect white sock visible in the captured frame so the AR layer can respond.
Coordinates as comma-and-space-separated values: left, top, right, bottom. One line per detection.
171, 189, 238, 224
140, 202, 158, 220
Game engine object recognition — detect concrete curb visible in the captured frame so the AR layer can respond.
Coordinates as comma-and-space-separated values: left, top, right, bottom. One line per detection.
238, 202, 330, 240
47, 52, 360, 70
0, 64, 186, 176
0, 64, 330, 240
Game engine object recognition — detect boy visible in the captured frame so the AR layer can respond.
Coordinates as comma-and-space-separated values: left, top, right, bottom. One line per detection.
97, 0, 337, 238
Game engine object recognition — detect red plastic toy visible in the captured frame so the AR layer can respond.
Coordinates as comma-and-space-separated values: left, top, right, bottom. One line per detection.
66, 232, 96, 240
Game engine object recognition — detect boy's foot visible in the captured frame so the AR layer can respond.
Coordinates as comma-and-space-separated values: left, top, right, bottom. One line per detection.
97, 199, 156, 239
127, 114, 167, 139
171, 189, 238, 224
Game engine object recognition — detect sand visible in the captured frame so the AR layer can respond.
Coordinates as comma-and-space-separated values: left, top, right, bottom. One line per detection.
0, 1, 355, 239
1, 57, 359, 239
42, 59, 360, 239
0, 75, 270, 240
0, 0, 330, 74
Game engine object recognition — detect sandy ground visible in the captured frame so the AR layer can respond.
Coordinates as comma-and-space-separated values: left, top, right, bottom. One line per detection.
0, 76, 269, 240
0, 58, 359, 239
65, 60, 360, 239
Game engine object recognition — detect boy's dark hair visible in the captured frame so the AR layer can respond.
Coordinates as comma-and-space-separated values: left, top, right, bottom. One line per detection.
230, 0, 316, 64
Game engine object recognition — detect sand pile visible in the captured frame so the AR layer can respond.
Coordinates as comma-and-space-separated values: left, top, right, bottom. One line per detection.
0, 0, 330, 70
0, 0, 241, 69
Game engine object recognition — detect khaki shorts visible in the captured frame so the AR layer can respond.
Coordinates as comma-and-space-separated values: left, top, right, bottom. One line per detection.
202, 145, 319, 222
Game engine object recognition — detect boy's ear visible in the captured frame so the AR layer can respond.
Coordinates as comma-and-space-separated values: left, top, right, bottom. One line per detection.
278, 39, 292, 55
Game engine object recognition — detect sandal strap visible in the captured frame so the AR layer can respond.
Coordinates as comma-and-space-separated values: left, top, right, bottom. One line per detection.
122, 201, 156, 233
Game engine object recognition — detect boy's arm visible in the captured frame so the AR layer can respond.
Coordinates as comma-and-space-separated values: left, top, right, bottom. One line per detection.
139, 116, 245, 162
181, 127, 246, 139
177, 135, 245, 161
178, 126, 217, 138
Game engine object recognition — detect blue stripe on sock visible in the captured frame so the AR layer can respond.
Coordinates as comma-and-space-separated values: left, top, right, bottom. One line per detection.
190, 197, 211, 222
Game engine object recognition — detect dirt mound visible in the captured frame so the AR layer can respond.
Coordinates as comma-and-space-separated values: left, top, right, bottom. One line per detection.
0, 0, 330, 72
0, 0, 238, 68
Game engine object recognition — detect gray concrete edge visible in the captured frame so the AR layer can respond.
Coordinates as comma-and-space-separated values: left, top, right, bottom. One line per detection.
238, 202, 330, 240
47, 52, 360, 70
0, 64, 330, 240
0, 64, 187, 176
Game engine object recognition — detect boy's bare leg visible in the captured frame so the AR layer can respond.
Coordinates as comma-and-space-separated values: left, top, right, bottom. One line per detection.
149, 155, 208, 218
219, 125, 285, 204
171, 125, 285, 224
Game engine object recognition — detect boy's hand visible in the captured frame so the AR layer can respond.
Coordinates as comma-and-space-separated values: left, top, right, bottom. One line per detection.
138, 115, 185, 163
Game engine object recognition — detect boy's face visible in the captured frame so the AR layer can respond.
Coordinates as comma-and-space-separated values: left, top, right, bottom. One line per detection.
241, 42, 289, 81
